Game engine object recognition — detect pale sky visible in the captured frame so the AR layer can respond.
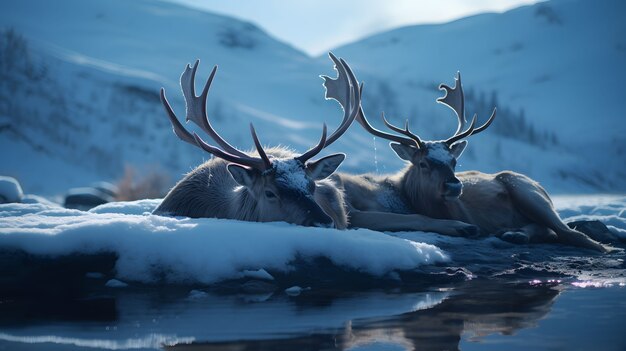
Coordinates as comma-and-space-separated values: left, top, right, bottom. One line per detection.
167, 0, 540, 56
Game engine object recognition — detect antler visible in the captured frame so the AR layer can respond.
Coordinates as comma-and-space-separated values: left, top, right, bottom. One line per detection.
380, 113, 425, 148
437, 72, 497, 146
321, 53, 420, 148
295, 53, 361, 164
160, 60, 271, 171
162, 57, 360, 170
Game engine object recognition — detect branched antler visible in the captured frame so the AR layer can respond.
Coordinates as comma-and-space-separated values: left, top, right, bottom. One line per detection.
321, 53, 419, 148
160, 60, 271, 170
161, 56, 361, 170
318, 53, 361, 144
295, 53, 361, 164
380, 113, 425, 148
437, 72, 496, 146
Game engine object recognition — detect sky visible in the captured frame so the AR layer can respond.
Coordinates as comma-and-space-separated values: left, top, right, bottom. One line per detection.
166, 0, 541, 56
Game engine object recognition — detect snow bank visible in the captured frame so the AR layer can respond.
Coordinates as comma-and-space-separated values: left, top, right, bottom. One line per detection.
89, 199, 161, 215
2, 195, 622, 287
0, 200, 448, 285
0, 333, 192, 350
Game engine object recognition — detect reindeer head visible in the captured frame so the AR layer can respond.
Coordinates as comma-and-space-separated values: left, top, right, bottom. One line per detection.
160, 54, 360, 227
226, 150, 346, 227
355, 72, 496, 201
389, 139, 469, 200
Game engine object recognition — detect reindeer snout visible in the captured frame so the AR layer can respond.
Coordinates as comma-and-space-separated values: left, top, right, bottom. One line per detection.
312, 212, 334, 228
443, 178, 463, 199
304, 207, 334, 228
313, 220, 334, 229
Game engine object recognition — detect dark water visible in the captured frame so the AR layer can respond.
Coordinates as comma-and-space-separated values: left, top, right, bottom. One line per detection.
0, 280, 624, 351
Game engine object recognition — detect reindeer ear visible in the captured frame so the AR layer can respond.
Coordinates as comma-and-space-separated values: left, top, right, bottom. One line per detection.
227, 164, 257, 187
306, 153, 345, 180
449, 140, 468, 159
389, 143, 415, 161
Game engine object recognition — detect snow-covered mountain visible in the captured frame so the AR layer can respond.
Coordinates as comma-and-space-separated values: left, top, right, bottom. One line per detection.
0, 0, 345, 196
327, 0, 626, 192
0, 0, 623, 197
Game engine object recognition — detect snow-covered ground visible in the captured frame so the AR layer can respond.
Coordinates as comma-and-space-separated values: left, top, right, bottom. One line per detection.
1, 195, 624, 288
0, 199, 448, 286
0, 194, 624, 351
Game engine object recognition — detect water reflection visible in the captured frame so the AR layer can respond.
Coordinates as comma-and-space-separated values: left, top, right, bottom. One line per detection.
164, 281, 559, 351
0, 279, 563, 350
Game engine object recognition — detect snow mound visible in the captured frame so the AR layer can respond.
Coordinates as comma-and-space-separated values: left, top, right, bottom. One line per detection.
0, 201, 448, 285
89, 199, 161, 215
0, 176, 23, 203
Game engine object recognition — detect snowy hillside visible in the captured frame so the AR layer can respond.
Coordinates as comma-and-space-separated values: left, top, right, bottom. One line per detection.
0, 0, 351, 196
0, 0, 624, 197
328, 0, 626, 192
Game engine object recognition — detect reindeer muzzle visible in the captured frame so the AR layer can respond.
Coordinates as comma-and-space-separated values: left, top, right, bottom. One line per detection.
309, 210, 334, 228
300, 197, 334, 228
443, 179, 463, 199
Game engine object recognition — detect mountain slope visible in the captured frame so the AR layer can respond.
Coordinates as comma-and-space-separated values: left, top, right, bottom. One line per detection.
0, 0, 351, 195
0, 0, 624, 197
327, 0, 626, 191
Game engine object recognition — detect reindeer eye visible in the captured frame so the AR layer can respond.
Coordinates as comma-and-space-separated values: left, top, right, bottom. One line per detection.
265, 190, 277, 199
419, 161, 428, 169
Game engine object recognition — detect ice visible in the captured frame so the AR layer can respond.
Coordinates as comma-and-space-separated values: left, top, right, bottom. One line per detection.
105, 279, 129, 288
187, 290, 209, 300
0, 333, 193, 350
285, 286, 309, 296
241, 268, 275, 281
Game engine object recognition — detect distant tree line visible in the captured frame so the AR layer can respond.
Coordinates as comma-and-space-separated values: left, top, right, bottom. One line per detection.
0, 28, 47, 86
360, 77, 559, 149
464, 87, 559, 148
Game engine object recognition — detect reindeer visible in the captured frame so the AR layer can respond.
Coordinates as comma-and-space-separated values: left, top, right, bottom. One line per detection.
331, 68, 608, 252
153, 55, 361, 229
314, 55, 479, 237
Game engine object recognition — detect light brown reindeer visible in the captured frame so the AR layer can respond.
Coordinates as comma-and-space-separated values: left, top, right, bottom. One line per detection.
319, 55, 480, 237
333, 70, 608, 252
153, 55, 361, 229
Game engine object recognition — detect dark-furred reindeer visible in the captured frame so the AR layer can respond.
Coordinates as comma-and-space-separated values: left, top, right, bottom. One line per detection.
153, 54, 360, 229
333, 70, 609, 252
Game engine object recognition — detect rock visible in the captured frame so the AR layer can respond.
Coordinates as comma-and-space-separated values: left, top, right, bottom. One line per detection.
0, 176, 23, 203
567, 220, 620, 243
